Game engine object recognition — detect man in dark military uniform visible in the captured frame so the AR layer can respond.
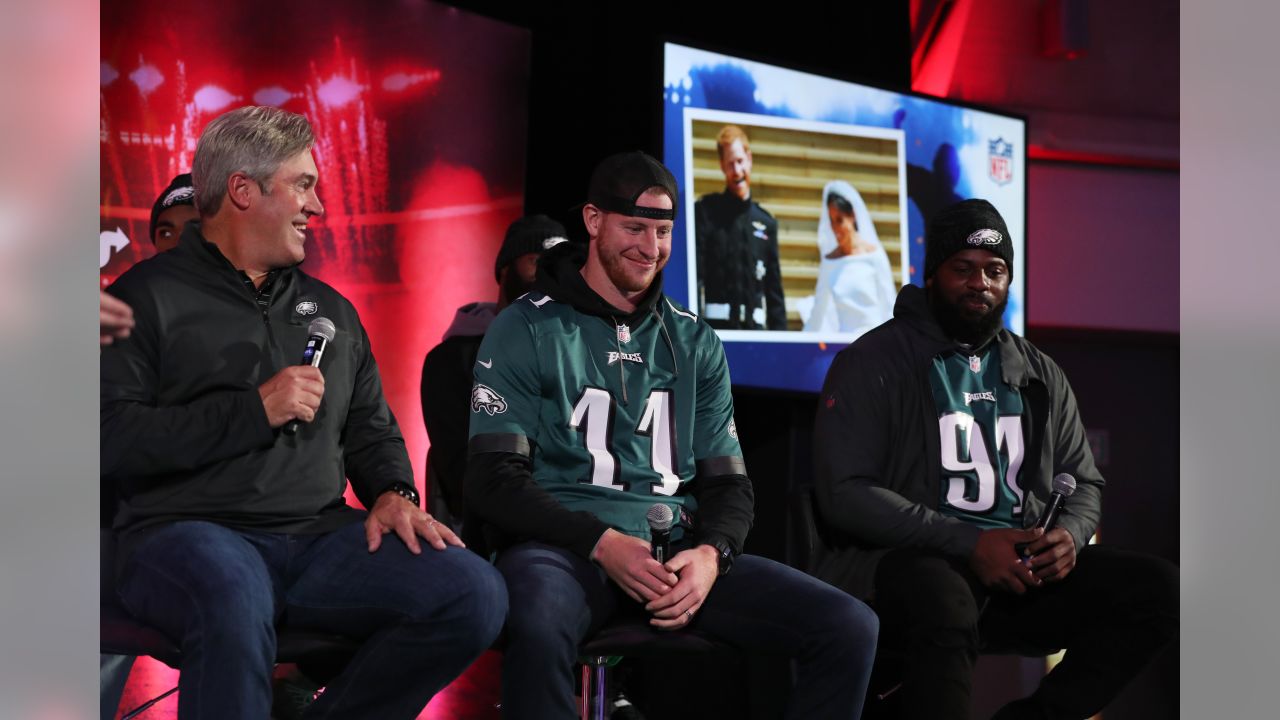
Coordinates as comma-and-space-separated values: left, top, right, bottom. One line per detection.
695, 125, 787, 330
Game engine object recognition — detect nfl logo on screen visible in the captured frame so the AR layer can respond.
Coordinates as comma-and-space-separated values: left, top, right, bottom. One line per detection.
988, 138, 1013, 186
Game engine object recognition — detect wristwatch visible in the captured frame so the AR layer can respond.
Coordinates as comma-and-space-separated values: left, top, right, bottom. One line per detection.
710, 540, 735, 576
382, 482, 420, 508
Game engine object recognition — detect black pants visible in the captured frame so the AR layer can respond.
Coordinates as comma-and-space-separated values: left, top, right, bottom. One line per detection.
872, 545, 1177, 720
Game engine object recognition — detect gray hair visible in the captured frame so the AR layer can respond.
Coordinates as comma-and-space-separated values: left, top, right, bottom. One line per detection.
191, 106, 315, 216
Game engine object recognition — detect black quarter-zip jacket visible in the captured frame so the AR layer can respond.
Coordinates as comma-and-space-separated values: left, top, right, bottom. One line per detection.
102, 224, 410, 549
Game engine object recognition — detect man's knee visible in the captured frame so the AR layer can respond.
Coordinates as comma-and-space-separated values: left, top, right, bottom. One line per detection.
448, 555, 509, 645
386, 548, 509, 637
829, 595, 880, 661
500, 565, 591, 650
1136, 554, 1178, 616
1077, 547, 1177, 607
1103, 549, 1179, 636
504, 583, 589, 647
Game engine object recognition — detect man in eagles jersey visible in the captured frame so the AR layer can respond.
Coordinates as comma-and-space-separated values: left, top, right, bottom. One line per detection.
466, 151, 878, 719
812, 199, 1178, 719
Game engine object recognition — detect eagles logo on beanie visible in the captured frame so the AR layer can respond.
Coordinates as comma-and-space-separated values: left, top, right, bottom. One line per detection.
149, 173, 196, 244
924, 198, 1014, 279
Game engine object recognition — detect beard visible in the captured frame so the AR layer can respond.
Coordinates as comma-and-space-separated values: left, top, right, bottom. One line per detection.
601, 246, 664, 294
929, 288, 1007, 346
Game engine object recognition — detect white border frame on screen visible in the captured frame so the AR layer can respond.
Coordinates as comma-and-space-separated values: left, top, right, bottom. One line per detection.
681, 107, 907, 345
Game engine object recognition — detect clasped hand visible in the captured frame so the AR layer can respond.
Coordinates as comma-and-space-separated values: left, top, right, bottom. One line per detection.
590, 529, 719, 629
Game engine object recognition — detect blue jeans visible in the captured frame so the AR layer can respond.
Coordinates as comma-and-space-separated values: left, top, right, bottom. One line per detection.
497, 542, 878, 720
117, 519, 507, 719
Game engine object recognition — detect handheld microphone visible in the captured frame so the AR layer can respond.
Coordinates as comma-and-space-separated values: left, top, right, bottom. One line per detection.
283, 317, 336, 436
1018, 473, 1077, 559
646, 503, 674, 564
1037, 473, 1078, 531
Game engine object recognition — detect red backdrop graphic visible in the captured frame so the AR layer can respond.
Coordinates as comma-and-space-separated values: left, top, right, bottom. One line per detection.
101, 1, 528, 716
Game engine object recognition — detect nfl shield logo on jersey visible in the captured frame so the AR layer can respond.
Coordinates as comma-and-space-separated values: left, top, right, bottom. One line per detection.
969, 355, 982, 373
989, 137, 1013, 186
616, 324, 631, 344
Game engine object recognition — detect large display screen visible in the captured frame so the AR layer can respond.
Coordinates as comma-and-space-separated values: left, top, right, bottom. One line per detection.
662, 43, 1026, 393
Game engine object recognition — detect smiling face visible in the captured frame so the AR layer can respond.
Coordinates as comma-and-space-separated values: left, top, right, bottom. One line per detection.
718, 139, 753, 200
245, 149, 324, 270
581, 188, 673, 310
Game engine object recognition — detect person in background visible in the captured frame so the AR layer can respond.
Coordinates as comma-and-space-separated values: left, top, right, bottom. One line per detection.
420, 214, 567, 531
149, 172, 201, 253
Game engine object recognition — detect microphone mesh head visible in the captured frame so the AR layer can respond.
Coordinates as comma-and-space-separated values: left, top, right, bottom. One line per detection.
1052, 473, 1077, 496
646, 503, 674, 532
308, 316, 337, 342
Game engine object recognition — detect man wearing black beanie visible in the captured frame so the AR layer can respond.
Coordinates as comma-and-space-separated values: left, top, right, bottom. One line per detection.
148, 172, 199, 252
812, 198, 1178, 719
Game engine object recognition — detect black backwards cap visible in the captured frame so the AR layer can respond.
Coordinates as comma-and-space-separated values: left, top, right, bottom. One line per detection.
585, 151, 678, 221
924, 198, 1015, 279
149, 172, 196, 244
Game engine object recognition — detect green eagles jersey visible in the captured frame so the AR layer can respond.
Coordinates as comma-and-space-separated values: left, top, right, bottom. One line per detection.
468, 292, 743, 542
928, 344, 1027, 529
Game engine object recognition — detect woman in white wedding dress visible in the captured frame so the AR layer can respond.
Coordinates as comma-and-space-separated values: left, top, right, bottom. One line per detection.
802, 180, 896, 335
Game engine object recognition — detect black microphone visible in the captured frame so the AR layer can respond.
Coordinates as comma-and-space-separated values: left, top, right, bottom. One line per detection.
647, 503, 674, 564
283, 317, 336, 436
1018, 473, 1077, 559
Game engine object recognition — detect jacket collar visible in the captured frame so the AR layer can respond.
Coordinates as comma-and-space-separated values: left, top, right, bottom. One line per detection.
894, 284, 1035, 388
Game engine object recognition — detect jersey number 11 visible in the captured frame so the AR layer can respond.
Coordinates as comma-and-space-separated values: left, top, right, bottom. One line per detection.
570, 387, 681, 496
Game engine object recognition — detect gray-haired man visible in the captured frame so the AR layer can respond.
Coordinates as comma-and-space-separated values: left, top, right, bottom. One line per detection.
101, 105, 506, 718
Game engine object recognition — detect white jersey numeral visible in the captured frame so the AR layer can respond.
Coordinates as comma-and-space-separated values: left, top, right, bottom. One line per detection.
570, 388, 680, 495
994, 415, 1025, 513
569, 388, 624, 491
939, 412, 1025, 513
636, 389, 680, 496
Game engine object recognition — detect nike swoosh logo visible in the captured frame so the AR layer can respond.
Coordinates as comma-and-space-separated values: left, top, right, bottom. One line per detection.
479, 359, 493, 369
